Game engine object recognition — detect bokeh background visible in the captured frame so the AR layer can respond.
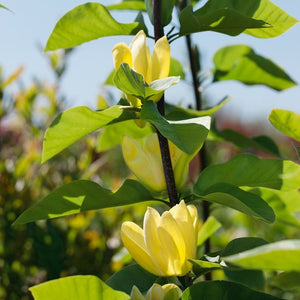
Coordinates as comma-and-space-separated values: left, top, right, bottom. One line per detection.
1, 1, 300, 299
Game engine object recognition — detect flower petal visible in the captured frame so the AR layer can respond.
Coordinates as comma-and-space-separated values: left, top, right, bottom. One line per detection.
112, 42, 133, 70
151, 36, 170, 81
158, 211, 188, 275
170, 201, 198, 259
144, 207, 168, 275
121, 221, 161, 275
130, 30, 152, 83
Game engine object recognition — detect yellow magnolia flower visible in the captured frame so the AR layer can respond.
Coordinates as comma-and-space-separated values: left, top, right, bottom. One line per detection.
122, 133, 192, 193
112, 30, 170, 106
131, 283, 182, 300
121, 200, 199, 277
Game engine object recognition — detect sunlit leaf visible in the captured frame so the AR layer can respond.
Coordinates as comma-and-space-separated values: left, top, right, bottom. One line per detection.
113, 63, 180, 100
42, 105, 135, 162
223, 240, 300, 271
141, 101, 210, 154
179, 5, 269, 37
194, 153, 300, 194
165, 96, 231, 120
244, 187, 300, 227
45, 3, 146, 51
269, 109, 300, 142
30, 275, 130, 300
106, 264, 157, 294
105, 57, 184, 86
13, 179, 156, 225
181, 281, 280, 300
97, 119, 154, 151
107, 1, 146, 11
198, 183, 275, 222
213, 45, 296, 91
179, 0, 298, 38
190, 259, 223, 277
197, 216, 221, 246
169, 57, 185, 79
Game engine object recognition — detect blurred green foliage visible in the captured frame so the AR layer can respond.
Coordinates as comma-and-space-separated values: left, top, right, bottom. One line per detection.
0, 51, 146, 299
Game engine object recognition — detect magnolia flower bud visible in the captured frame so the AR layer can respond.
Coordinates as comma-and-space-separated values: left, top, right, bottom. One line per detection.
122, 134, 191, 193
112, 30, 170, 106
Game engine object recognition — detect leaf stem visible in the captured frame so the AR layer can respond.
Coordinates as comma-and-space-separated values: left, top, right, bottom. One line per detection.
153, 0, 179, 207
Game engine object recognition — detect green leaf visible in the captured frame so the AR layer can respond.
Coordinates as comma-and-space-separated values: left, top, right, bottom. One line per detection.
224, 240, 300, 272
13, 179, 155, 225
179, 0, 298, 38
213, 45, 296, 91
179, 5, 269, 37
97, 119, 154, 151
271, 271, 300, 291
145, 0, 175, 26
141, 101, 210, 154
269, 109, 300, 141
107, 1, 146, 11
197, 216, 221, 246
194, 153, 300, 194
42, 105, 135, 162
106, 264, 157, 295
190, 259, 223, 277
169, 57, 185, 79
165, 96, 231, 121
45, 3, 146, 51
224, 269, 265, 291
198, 183, 275, 222
0, 4, 10, 10
181, 281, 280, 300
221, 237, 268, 257
219, 237, 266, 291
113, 63, 180, 100
105, 57, 184, 86
244, 187, 300, 227
30, 275, 130, 300
211, 125, 281, 157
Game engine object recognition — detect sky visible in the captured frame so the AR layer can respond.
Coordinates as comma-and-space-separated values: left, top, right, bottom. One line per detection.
1, 0, 300, 126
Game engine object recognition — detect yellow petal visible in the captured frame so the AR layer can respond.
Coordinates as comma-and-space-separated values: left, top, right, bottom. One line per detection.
122, 135, 165, 192
170, 200, 197, 259
144, 207, 168, 275
151, 36, 170, 81
158, 211, 187, 275
121, 221, 161, 275
112, 42, 133, 70
187, 204, 200, 233
130, 30, 152, 83
143, 134, 166, 192
168, 142, 190, 189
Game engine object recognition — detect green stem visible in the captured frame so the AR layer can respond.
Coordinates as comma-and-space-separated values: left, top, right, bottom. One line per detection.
153, 0, 179, 207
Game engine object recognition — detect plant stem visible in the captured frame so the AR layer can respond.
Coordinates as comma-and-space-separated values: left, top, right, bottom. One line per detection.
185, 32, 211, 280
153, 0, 179, 207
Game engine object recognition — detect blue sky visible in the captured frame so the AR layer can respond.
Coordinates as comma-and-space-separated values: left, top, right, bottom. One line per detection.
1, 0, 299, 124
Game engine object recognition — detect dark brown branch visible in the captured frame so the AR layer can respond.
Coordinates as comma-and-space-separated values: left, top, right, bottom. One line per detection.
153, 0, 179, 207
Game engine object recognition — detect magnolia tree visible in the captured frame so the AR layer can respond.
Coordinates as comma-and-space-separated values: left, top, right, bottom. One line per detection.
9, 0, 300, 299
